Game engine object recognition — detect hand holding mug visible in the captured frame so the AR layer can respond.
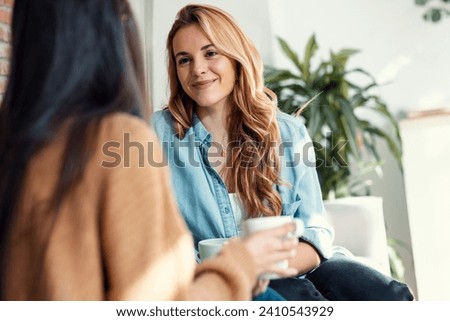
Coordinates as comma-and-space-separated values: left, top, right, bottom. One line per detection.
241, 216, 303, 280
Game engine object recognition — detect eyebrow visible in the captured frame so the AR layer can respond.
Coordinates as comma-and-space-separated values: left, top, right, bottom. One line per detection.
174, 44, 214, 58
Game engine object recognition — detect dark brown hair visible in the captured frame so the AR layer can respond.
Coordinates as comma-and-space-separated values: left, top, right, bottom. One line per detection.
0, 0, 148, 297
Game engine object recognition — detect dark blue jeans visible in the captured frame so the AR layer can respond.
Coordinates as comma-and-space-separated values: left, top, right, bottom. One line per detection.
253, 287, 286, 301
268, 256, 415, 301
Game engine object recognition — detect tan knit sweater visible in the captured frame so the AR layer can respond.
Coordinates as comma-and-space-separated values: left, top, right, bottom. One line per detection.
5, 113, 256, 300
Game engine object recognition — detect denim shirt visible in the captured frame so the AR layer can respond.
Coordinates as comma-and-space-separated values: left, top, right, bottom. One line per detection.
152, 109, 334, 259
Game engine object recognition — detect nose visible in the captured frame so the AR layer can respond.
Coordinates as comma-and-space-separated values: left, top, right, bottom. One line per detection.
192, 58, 207, 76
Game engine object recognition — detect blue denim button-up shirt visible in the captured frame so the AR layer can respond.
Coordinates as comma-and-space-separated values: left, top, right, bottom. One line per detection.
152, 109, 334, 259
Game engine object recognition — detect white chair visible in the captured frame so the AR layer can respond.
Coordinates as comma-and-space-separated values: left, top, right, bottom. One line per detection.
324, 196, 391, 276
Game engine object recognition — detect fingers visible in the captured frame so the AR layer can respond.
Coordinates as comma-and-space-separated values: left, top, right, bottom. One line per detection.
243, 225, 298, 258
252, 231, 298, 256
278, 236, 298, 252
252, 279, 270, 297
257, 237, 297, 262
263, 245, 296, 262
239, 221, 302, 282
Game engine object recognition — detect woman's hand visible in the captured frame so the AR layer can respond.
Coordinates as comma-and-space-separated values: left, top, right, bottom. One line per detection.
252, 279, 270, 297
240, 222, 299, 278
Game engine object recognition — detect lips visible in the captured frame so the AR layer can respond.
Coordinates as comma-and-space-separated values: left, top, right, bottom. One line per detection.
191, 79, 217, 88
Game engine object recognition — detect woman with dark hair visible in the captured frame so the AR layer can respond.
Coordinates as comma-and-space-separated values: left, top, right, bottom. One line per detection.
152, 3, 415, 300
0, 0, 298, 300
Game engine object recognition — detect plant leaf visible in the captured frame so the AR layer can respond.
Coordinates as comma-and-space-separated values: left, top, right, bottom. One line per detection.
364, 126, 403, 173
415, 0, 430, 6
336, 96, 361, 160
331, 49, 360, 69
303, 34, 318, 81
264, 68, 300, 83
277, 37, 304, 73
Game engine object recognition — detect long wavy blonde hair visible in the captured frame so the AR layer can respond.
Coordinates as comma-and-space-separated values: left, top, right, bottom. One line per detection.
166, 4, 282, 218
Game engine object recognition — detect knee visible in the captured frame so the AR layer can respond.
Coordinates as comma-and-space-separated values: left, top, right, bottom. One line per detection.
386, 280, 415, 301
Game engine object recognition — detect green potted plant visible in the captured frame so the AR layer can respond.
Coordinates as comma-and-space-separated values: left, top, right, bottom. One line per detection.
264, 35, 405, 280
265, 35, 402, 200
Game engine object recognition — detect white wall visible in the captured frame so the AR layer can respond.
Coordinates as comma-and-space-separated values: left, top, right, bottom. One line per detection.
400, 114, 450, 300
130, 0, 153, 107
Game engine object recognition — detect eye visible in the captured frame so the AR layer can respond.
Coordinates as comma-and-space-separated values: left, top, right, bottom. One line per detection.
177, 56, 190, 66
205, 50, 218, 58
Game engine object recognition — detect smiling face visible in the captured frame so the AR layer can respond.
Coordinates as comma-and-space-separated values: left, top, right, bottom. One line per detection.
172, 24, 237, 114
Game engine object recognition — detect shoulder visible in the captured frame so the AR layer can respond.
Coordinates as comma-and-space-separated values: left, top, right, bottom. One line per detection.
276, 110, 310, 141
150, 108, 174, 138
97, 112, 158, 144
151, 108, 172, 122
93, 112, 167, 176
92, 113, 164, 169
101, 112, 150, 130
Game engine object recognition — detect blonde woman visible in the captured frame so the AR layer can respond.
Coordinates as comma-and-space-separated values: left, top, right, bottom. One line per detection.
152, 4, 414, 300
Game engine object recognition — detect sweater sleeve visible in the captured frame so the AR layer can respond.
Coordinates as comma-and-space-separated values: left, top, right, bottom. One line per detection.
96, 114, 256, 300
189, 240, 256, 301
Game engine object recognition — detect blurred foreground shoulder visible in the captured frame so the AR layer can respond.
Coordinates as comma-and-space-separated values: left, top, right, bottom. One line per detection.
98, 112, 159, 143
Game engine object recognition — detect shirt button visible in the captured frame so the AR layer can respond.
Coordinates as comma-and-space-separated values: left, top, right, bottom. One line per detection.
224, 207, 229, 214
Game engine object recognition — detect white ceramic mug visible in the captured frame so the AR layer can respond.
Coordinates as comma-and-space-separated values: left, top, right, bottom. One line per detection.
242, 216, 304, 280
198, 238, 229, 261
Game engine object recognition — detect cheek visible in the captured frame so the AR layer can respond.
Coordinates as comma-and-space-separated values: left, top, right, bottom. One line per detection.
177, 69, 190, 91
220, 61, 237, 83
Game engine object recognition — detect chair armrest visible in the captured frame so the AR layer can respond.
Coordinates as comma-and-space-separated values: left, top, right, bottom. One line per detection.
324, 196, 391, 276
